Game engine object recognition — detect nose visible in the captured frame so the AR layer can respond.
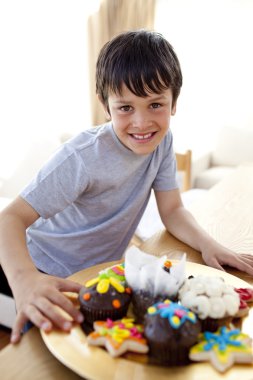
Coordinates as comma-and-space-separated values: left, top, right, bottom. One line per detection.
131, 111, 152, 129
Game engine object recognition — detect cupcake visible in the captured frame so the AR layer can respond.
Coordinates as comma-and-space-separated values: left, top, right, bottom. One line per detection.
144, 299, 201, 366
79, 263, 132, 326
178, 275, 240, 332
124, 246, 186, 322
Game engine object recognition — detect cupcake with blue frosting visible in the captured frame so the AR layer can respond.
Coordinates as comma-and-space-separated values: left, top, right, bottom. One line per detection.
144, 299, 201, 365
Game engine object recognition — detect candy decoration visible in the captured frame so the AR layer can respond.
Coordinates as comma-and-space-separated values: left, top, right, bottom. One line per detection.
109, 277, 125, 293
190, 326, 253, 372
147, 299, 197, 329
235, 288, 253, 302
82, 292, 91, 301
84, 263, 131, 294
97, 278, 110, 293
112, 299, 121, 309
87, 318, 148, 357
163, 260, 172, 273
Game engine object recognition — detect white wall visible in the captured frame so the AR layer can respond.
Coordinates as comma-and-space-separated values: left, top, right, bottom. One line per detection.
155, 0, 253, 154
1, 0, 253, 182
0, 0, 99, 181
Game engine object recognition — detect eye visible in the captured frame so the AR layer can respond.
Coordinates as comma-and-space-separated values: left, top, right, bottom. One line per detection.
120, 105, 132, 112
151, 103, 161, 109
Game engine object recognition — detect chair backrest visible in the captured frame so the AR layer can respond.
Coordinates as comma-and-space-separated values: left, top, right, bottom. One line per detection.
175, 150, 192, 192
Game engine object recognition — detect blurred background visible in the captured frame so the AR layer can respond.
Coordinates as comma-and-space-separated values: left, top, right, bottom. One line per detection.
0, 0, 253, 191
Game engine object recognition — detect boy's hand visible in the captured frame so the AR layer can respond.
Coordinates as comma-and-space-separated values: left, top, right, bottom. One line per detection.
10, 271, 84, 344
201, 244, 253, 276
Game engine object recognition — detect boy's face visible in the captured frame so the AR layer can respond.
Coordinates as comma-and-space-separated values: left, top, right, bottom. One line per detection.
102, 84, 176, 155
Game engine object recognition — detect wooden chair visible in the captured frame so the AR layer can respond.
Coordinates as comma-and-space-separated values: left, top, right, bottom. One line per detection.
175, 149, 192, 192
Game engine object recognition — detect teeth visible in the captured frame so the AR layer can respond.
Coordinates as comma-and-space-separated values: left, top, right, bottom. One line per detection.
132, 133, 153, 140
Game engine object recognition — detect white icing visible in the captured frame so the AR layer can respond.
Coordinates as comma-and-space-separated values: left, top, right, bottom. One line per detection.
223, 294, 240, 315
208, 297, 226, 318
180, 292, 211, 319
188, 277, 206, 295
124, 246, 186, 297
179, 275, 240, 319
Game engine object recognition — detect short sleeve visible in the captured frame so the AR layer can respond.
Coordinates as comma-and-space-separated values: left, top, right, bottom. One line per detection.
152, 131, 179, 191
20, 144, 90, 218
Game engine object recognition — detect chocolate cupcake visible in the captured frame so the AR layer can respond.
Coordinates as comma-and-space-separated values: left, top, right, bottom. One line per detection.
144, 299, 201, 366
178, 275, 240, 332
124, 246, 186, 322
79, 263, 132, 326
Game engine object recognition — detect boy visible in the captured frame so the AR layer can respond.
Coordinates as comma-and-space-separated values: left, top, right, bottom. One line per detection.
0, 30, 253, 344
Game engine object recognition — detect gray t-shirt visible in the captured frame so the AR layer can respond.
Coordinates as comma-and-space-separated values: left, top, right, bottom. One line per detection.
20, 123, 178, 277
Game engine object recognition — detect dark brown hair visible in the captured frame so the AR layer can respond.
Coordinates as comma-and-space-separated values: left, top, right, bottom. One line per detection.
96, 30, 183, 108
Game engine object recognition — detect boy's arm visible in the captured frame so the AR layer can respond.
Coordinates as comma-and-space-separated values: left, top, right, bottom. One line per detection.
155, 189, 253, 276
0, 197, 83, 343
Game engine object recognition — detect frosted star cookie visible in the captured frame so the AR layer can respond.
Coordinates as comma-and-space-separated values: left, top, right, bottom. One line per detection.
87, 318, 148, 357
235, 287, 253, 303
189, 326, 253, 372
234, 287, 253, 317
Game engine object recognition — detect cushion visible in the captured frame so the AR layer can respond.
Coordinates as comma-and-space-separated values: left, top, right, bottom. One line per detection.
194, 166, 235, 189
211, 126, 253, 166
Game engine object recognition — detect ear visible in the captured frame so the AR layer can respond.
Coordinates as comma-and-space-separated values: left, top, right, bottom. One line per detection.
97, 94, 111, 120
171, 101, 177, 116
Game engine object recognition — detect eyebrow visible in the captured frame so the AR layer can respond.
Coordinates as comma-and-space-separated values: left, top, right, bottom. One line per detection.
112, 94, 168, 104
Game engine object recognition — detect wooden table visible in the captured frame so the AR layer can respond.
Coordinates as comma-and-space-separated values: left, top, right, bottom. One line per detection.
1, 164, 253, 380
141, 163, 253, 286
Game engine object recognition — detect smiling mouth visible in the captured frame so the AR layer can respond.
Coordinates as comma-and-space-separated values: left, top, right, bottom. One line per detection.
130, 132, 156, 141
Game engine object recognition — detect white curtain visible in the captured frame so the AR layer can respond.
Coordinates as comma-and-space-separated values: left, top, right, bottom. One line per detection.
88, 0, 156, 126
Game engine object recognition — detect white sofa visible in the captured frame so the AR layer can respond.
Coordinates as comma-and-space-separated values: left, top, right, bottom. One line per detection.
192, 126, 253, 189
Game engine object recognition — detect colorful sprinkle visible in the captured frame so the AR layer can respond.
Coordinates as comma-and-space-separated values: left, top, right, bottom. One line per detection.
190, 327, 253, 372
109, 277, 124, 293
147, 299, 197, 329
163, 260, 173, 272
203, 328, 242, 351
87, 318, 148, 357
83, 292, 91, 301
84, 263, 130, 294
111, 264, 125, 276
85, 277, 99, 287
112, 299, 121, 309
97, 278, 110, 293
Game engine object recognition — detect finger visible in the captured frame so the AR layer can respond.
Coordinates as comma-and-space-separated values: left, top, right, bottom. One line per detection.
238, 254, 253, 264
11, 312, 29, 344
240, 253, 253, 259
36, 291, 83, 326
223, 256, 253, 276
238, 257, 253, 267
23, 303, 53, 332
32, 297, 73, 331
55, 278, 83, 293
203, 257, 225, 272
48, 291, 84, 323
